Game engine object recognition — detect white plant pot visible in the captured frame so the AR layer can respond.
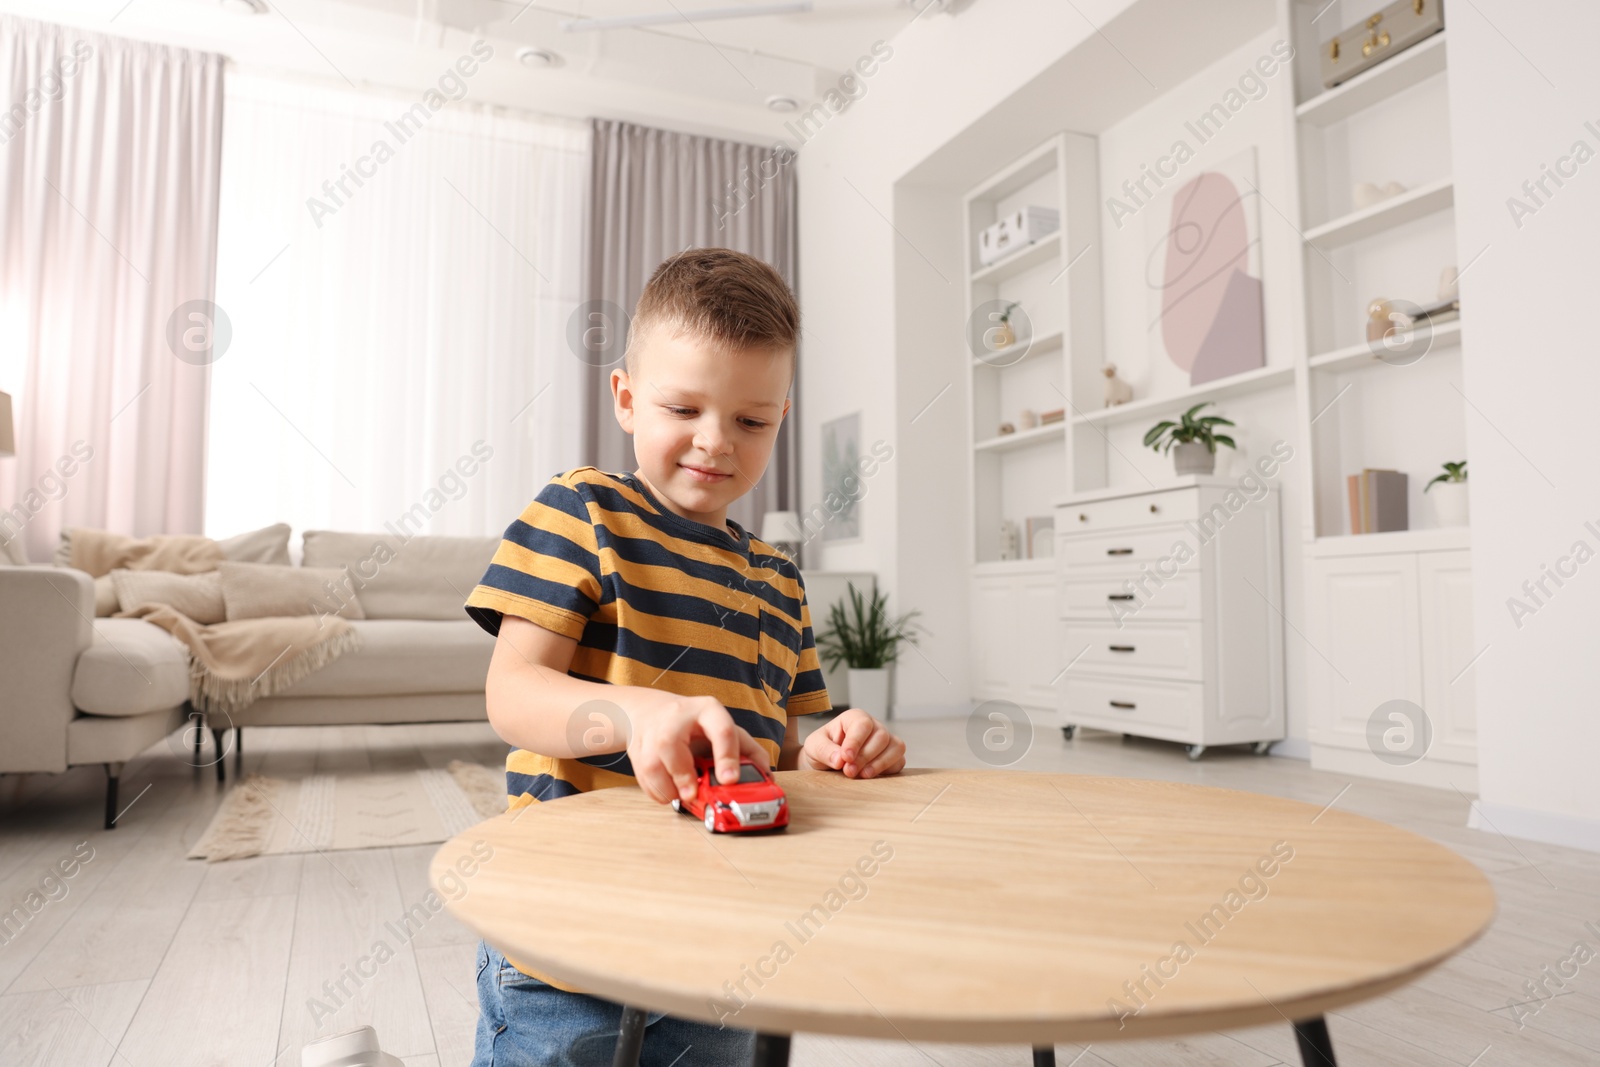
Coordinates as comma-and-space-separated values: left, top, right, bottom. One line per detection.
1172, 441, 1216, 476
1430, 481, 1469, 526
846, 667, 891, 719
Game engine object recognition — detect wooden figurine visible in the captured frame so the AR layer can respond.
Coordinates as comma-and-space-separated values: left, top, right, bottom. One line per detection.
1103, 364, 1133, 407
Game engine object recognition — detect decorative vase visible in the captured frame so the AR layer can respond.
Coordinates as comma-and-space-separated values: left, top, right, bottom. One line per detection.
993, 322, 1015, 348
846, 667, 891, 719
1172, 441, 1216, 476
1431, 481, 1469, 526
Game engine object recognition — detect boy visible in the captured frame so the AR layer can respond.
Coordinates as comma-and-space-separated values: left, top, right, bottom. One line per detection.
462, 247, 907, 1066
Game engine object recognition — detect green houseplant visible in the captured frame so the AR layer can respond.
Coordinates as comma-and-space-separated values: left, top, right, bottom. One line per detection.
1424, 460, 1468, 526
1142, 402, 1237, 475
814, 582, 923, 718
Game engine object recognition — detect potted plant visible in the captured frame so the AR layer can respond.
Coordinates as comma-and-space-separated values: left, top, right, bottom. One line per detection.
994, 302, 1021, 348
1142, 402, 1237, 476
1425, 460, 1468, 526
814, 582, 923, 720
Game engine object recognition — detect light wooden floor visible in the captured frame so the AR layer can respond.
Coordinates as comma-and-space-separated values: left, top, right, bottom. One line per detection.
0, 718, 1596, 1067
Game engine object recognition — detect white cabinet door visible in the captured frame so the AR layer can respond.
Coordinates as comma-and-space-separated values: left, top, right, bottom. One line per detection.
970, 576, 1018, 701
1307, 554, 1421, 750
1016, 580, 1066, 709
1419, 550, 1477, 764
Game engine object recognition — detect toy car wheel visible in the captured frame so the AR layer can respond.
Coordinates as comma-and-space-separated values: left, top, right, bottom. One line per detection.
671, 798, 680, 812
704, 807, 718, 832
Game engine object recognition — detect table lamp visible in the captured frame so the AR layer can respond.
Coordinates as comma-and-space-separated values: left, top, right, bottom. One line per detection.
760, 509, 804, 563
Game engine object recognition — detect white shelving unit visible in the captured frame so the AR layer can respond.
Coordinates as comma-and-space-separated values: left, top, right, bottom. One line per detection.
1281, 0, 1477, 787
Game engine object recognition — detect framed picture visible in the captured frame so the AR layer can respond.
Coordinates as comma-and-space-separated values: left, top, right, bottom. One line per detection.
1146, 146, 1266, 386
820, 412, 862, 543
1025, 515, 1055, 559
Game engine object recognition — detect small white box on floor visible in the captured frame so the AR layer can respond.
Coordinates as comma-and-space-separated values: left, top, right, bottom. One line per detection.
977, 205, 1059, 265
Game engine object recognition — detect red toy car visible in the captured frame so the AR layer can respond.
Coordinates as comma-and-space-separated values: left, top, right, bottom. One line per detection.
671, 757, 789, 833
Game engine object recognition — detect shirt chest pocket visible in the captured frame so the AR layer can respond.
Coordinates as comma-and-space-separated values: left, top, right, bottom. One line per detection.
756, 606, 803, 709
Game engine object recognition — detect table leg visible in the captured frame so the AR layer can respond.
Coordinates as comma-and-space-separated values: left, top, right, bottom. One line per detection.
1293, 1016, 1338, 1066
612, 1006, 646, 1067
1032, 1047, 1057, 1066
752, 1032, 791, 1067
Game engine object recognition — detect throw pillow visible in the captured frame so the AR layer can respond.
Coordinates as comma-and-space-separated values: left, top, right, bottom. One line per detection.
111, 568, 227, 624
217, 523, 293, 566
0, 533, 27, 566
93, 574, 119, 616
219, 560, 365, 621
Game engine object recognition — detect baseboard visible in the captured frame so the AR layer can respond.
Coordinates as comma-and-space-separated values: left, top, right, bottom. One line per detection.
1267, 736, 1311, 761
1469, 800, 1600, 855
1309, 743, 1478, 792
887, 703, 973, 723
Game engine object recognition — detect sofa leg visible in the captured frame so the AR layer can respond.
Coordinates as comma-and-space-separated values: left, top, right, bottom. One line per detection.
213, 729, 227, 783
235, 727, 243, 775
104, 762, 124, 830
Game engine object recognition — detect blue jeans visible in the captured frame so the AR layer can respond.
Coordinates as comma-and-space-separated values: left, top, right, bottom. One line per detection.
471, 939, 757, 1067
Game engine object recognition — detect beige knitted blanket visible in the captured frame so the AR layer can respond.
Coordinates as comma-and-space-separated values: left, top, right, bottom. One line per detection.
69, 528, 360, 715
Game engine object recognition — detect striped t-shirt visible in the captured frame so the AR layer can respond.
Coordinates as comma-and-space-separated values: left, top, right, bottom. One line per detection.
464, 466, 832, 811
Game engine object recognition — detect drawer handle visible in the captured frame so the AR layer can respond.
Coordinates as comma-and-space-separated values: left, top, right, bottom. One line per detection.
1106, 548, 1133, 556
1109, 700, 1136, 709
1108, 645, 1135, 653
1078, 513, 1089, 523
1107, 594, 1135, 601
1149, 504, 1159, 513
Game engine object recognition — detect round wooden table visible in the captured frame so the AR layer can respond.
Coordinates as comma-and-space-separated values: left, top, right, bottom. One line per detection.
431, 768, 1494, 1066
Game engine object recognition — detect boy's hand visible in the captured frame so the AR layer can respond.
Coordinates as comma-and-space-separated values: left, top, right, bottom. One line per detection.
800, 708, 906, 779
623, 689, 768, 806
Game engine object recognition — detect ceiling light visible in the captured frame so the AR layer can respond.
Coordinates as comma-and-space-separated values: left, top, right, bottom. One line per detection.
516, 47, 562, 69
220, 0, 268, 13
765, 95, 800, 113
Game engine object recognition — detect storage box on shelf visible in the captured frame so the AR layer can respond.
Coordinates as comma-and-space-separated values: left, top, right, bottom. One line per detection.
1052, 478, 1285, 759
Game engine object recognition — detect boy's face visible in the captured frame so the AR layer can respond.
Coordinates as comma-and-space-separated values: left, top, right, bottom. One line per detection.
611, 322, 792, 533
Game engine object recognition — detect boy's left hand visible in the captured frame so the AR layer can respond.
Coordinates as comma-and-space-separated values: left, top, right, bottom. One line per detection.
800, 708, 906, 779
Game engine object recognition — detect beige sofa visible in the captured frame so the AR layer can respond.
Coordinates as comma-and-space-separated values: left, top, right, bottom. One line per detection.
0, 529, 497, 829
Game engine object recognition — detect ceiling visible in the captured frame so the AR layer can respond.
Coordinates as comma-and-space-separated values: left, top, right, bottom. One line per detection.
0, 0, 958, 140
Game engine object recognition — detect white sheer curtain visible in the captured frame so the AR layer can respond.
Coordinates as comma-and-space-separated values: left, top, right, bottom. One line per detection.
0, 16, 223, 562
206, 69, 589, 543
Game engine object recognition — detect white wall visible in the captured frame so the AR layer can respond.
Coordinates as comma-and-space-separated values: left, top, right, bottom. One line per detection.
796, 1, 1124, 715
1449, 0, 1600, 848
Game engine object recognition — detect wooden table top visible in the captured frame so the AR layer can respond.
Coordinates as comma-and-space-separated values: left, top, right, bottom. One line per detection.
431, 768, 1496, 1043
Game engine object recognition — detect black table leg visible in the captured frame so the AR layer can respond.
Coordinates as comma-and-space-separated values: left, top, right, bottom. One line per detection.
612, 1006, 646, 1067
235, 727, 243, 774
212, 729, 227, 783
753, 1033, 791, 1066
1293, 1016, 1337, 1066
1032, 1046, 1057, 1066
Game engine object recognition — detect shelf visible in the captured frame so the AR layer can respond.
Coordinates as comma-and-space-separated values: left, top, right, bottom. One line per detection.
970, 233, 1062, 285
971, 557, 1055, 575
1296, 33, 1449, 127
1073, 364, 1296, 428
1310, 526, 1470, 558
972, 329, 1064, 369
966, 139, 1058, 203
1054, 474, 1250, 508
1303, 177, 1454, 249
1310, 319, 1462, 372
974, 420, 1066, 455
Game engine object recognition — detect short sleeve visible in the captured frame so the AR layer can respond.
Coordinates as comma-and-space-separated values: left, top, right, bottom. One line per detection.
464, 474, 604, 641
785, 579, 832, 716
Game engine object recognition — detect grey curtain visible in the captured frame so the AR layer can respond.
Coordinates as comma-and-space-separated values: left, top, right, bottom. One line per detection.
583, 118, 800, 535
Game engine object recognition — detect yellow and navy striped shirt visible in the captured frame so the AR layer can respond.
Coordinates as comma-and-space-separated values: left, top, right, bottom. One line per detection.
464, 466, 832, 811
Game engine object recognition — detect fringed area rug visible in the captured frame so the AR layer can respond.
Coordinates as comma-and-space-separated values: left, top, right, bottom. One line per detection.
188, 761, 506, 862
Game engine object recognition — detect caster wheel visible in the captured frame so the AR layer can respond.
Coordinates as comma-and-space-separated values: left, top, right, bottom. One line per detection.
1185, 744, 1206, 761
1252, 741, 1273, 756
1061, 725, 1077, 741
705, 807, 718, 832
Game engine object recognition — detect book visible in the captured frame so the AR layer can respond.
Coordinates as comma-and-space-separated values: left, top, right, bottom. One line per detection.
1347, 474, 1363, 535
1367, 469, 1408, 532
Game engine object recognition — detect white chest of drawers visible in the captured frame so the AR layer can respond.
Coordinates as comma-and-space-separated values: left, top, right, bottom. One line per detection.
1053, 478, 1285, 758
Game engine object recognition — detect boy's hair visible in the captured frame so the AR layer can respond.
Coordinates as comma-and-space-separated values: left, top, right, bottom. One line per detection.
625, 248, 798, 384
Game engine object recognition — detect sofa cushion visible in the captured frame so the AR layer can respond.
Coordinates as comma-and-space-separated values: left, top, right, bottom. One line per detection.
71, 618, 191, 717
220, 560, 364, 620
302, 531, 498, 620
111, 568, 226, 624
271, 619, 493, 698
217, 522, 292, 566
